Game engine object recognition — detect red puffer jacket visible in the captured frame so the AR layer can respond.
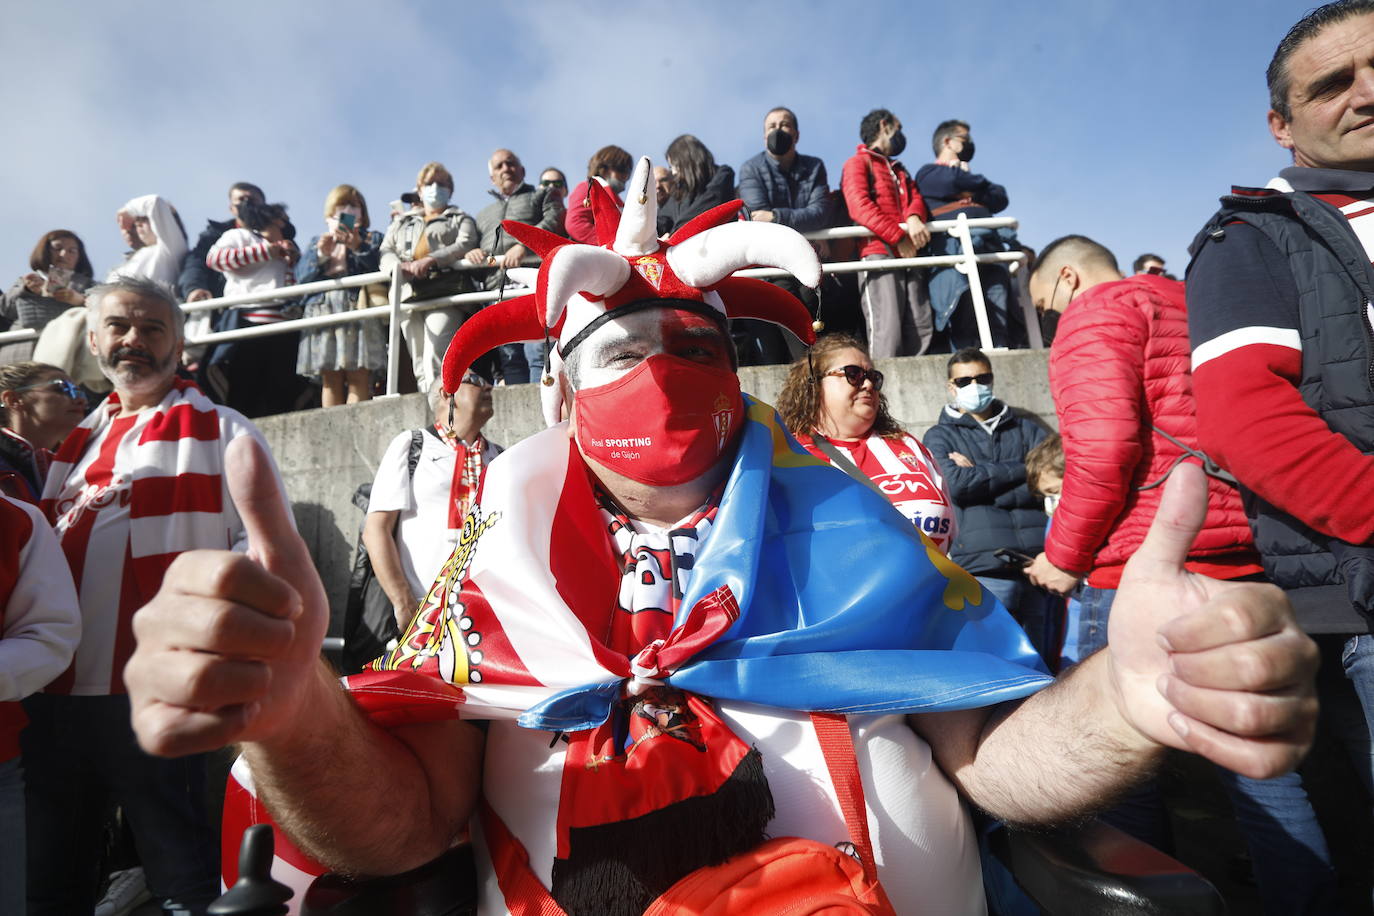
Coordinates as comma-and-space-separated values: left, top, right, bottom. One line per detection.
840, 146, 929, 259
1046, 275, 1261, 588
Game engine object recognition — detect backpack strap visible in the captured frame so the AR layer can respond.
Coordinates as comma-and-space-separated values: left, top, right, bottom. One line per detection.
808, 436, 888, 501
408, 429, 425, 480
480, 800, 568, 916
809, 712, 880, 886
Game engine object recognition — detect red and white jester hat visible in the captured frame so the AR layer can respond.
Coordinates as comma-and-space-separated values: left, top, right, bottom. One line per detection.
439, 156, 823, 425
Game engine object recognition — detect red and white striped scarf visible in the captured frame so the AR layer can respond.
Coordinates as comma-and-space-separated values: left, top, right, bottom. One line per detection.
41, 379, 240, 693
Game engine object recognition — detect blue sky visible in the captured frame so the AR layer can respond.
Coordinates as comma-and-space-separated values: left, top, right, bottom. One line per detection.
1, 0, 1309, 285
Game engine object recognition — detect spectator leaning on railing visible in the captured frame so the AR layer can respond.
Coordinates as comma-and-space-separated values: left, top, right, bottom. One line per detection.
738, 106, 835, 364
295, 184, 386, 409
379, 161, 480, 395
178, 182, 265, 302
204, 199, 303, 417
841, 108, 933, 359
1, 230, 94, 364
915, 119, 1023, 350
466, 148, 565, 385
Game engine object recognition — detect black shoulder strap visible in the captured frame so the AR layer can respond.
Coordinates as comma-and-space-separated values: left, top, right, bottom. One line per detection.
408, 429, 424, 480
1136, 425, 1238, 491
808, 436, 887, 499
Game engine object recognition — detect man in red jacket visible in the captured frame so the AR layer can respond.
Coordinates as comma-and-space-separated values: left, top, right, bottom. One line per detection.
1024, 235, 1262, 630
840, 108, 932, 359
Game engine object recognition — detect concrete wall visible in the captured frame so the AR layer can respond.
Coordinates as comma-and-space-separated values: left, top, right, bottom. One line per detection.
256, 348, 1054, 634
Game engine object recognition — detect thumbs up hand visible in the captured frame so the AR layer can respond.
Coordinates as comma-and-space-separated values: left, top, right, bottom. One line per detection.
1106, 463, 1318, 778
127, 435, 329, 757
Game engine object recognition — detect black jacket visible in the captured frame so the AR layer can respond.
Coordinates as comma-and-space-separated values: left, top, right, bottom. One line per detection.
178, 217, 235, 299
922, 404, 1049, 576
658, 165, 738, 236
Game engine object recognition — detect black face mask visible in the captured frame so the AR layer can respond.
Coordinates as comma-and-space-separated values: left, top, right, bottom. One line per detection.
957, 138, 975, 163
766, 129, 794, 156
887, 129, 907, 157
1039, 309, 1061, 345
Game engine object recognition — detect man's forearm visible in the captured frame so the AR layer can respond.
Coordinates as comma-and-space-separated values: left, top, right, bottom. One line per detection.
244, 661, 483, 876
362, 518, 418, 625
911, 651, 1161, 828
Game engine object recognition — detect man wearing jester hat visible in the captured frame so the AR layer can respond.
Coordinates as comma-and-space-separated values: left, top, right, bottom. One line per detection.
125, 159, 1318, 914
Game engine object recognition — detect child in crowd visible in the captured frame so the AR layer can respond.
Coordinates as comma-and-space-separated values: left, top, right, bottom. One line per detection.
1025, 434, 1079, 668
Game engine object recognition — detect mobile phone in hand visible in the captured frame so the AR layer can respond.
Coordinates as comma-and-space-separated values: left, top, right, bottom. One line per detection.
994, 548, 1035, 566
337, 212, 356, 230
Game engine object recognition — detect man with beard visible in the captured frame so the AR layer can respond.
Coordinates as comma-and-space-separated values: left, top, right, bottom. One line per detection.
24, 275, 283, 915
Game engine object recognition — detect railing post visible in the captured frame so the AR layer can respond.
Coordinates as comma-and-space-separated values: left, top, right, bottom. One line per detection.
385, 266, 403, 397
954, 212, 995, 351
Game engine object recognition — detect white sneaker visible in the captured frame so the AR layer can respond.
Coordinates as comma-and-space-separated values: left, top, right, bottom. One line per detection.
95, 866, 152, 916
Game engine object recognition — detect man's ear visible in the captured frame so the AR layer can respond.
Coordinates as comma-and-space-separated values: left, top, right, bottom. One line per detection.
87, 328, 99, 358
1268, 109, 1295, 151
562, 376, 577, 438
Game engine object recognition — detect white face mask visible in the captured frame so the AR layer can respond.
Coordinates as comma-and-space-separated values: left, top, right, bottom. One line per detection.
420, 184, 451, 208
954, 382, 994, 413
1043, 493, 1060, 516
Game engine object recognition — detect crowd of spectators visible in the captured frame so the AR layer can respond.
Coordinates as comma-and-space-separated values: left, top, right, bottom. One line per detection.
3, 105, 1042, 420
3, 8, 1374, 906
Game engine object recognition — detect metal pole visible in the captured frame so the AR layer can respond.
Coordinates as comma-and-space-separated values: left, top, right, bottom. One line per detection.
385, 267, 403, 397
955, 213, 995, 351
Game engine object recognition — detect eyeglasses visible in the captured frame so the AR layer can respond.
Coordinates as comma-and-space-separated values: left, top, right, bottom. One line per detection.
822, 365, 884, 391
540, 179, 566, 189
950, 372, 993, 388
10, 378, 85, 401
1143, 265, 1165, 275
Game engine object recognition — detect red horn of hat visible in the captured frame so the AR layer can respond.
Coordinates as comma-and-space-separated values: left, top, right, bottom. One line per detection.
440, 293, 549, 393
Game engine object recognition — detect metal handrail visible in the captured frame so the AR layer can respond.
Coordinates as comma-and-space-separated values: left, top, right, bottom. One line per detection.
0, 216, 1034, 365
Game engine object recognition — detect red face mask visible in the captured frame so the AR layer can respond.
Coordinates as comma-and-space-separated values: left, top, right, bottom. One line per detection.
574, 354, 744, 486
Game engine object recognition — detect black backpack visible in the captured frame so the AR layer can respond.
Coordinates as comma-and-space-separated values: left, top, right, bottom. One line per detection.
341, 430, 425, 674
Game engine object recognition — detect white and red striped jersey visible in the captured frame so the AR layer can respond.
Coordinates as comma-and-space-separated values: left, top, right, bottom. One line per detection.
0, 494, 81, 759
206, 226, 295, 322
43, 384, 269, 695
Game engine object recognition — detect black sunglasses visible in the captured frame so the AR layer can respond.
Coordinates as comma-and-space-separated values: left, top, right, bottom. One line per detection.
950, 372, 993, 388
822, 364, 884, 391
540, 179, 566, 189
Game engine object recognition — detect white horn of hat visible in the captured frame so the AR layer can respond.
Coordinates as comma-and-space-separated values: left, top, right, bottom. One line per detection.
542, 245, 632, 328
612, 156, 660, 257
666, 221, 822, 290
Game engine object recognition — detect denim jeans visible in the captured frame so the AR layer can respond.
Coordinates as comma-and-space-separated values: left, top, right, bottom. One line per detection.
524, 341, 546, 383
977, 575, 1055, 666
497, 343, 530, 386
21, 694, 217, 916
1213, 767, 1341, 915
1341, 633, 1374, 797
0, 756, 23, 916
1075, 583, 1116, 657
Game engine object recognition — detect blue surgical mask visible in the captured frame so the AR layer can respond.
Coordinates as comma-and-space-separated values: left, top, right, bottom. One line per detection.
420, 183, 451, 208
955, 383, 994, 413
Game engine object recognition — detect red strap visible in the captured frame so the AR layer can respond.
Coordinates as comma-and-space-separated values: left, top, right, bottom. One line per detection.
810, 712, 879, 885
480, 800, 567, 916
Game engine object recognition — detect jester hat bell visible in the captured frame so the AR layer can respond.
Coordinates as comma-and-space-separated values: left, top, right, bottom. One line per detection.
439, 156, 823, 425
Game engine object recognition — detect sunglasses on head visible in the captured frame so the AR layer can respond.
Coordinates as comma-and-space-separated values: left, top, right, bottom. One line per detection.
950, 372, 993, 388
11, 378, 84, 401
822, 364, 884, 391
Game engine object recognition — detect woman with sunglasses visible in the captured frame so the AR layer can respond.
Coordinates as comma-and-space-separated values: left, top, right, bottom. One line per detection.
0, 362, 87, 503
777, 333, 955, 552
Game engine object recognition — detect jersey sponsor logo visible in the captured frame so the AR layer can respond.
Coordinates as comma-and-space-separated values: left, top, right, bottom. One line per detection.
871, 470, 947, 504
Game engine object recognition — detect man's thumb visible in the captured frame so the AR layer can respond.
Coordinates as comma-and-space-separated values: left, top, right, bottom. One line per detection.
1131, 461, 1208, 575
225, 435, 303, 569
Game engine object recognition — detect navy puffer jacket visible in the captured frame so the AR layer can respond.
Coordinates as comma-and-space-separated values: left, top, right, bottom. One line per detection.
923, 404, 1049, 576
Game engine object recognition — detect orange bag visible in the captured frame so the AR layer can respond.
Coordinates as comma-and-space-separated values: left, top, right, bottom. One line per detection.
641, 835, 893, 915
